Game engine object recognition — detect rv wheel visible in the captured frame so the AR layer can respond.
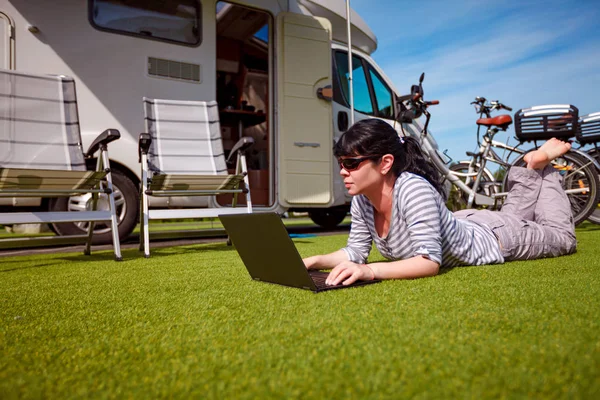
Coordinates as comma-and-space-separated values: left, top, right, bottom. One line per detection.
308, 208, 348, 229
48, 170, 139, 245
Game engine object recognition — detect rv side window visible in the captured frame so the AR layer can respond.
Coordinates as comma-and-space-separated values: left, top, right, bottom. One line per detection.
368, 68, 393, 119
334, 52, 374, 115
89, 0, 202, 46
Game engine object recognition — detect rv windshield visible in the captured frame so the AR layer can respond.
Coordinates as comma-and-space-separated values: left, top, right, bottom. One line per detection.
89, 0, 201, 46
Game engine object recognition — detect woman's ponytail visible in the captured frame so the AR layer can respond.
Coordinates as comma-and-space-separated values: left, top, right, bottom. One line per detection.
395, 136, 446, 199
334, 119, 446, 199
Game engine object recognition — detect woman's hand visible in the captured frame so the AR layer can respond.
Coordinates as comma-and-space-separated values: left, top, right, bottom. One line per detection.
326, 261, 375, 286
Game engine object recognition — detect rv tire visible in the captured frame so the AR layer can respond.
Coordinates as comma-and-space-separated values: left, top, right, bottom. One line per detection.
308, 207, 348, 229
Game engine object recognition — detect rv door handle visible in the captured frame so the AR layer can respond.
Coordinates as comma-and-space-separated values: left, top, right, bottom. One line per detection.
317, 85, 333, 101
338, 111, 348, 131
294, 142, 320, 148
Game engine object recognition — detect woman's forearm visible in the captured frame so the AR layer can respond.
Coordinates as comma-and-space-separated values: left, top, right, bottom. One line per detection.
303, 249, 349, 270
369, 256, 440, 280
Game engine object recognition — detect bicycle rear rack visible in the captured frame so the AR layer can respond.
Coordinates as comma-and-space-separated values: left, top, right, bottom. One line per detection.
514, 104, 579, 142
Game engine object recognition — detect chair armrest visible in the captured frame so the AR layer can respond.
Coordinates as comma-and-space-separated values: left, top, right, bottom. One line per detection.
85, 129, 121, 157
138, 133, 152, 163
226, 137, 255, 163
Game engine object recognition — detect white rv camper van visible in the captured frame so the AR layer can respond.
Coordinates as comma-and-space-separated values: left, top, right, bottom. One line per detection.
0, 0, 429, 243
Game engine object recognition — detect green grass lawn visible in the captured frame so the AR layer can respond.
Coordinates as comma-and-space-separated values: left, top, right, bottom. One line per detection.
1, 223, 599, 399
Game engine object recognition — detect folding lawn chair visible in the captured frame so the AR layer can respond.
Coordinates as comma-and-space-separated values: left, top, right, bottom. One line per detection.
138, 98, 254, 257
0, 68, 122, 260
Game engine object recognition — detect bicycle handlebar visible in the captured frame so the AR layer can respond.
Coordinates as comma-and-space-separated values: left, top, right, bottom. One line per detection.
410, 93, 439, 108
493, 102, 512, 112
398, 77, 440, 135
473, 98, 513, 116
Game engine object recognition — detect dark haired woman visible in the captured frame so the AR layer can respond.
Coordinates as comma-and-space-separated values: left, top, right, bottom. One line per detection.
303, 119, 576, 286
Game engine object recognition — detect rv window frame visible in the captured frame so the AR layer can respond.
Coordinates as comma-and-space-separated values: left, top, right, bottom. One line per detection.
88, 0, 203, 47
332, 51, 375, 116
367, 65, 394, 119
333, 50, 393, 118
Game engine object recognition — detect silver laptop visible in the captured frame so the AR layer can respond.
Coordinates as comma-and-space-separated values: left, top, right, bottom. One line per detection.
219, 213, 381, 293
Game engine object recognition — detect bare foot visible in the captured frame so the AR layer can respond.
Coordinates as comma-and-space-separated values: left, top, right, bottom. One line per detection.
523, 138, 571, 170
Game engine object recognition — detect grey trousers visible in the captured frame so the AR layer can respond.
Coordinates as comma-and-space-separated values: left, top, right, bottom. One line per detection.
454, 166, 577, 261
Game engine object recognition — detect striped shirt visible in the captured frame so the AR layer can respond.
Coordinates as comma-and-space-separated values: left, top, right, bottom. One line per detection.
342, 172, 504, 267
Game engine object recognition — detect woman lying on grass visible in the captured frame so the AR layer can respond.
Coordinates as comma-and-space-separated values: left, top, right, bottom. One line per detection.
303, 119, 576, 286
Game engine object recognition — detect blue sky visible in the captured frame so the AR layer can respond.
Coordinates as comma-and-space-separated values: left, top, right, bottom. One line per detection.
351, 0, 600, 162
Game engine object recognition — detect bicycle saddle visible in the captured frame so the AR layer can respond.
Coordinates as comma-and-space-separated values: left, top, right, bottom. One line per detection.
476, 114, 513, 129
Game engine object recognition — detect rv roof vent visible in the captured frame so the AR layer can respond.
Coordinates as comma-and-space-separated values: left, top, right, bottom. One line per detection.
148, 57, 201, 83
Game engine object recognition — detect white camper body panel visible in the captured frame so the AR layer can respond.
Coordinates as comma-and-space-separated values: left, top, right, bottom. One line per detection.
0, 0, 423, 232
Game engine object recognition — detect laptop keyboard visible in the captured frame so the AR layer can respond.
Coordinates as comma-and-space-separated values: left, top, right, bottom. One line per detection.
308, 270, 378, 290
309, 270, 330, 288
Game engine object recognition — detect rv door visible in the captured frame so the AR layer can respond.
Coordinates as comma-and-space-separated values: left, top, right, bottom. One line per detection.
276, 13, 333, 207
0, 12, 14, 69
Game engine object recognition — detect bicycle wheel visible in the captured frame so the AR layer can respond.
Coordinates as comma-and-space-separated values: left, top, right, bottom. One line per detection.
447, 162, 498, 212
584, 148, 600, 224
504, 151, 600, 226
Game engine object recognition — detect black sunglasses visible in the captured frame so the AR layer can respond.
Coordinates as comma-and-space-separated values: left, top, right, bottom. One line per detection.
338, 156, 381, 171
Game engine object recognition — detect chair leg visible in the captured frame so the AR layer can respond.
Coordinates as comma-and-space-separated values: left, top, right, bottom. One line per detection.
102, 150, 122, 261
140, 157, 151, 258
85, 157, 104, 256
239, 154, 253, 212
84, 192, 98, 256
142, 195, 150, 258
231, 156, 239, 209
138, 187, 145, 252
108, 193, 123, 261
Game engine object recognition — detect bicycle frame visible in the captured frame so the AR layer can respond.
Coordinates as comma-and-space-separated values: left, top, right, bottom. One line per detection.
402, 120, 499, 206
455, 128, 526, 207
405, 117, 599, 208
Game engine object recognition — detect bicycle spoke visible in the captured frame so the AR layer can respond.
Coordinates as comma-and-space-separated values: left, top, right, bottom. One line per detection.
561, 160, 593, 181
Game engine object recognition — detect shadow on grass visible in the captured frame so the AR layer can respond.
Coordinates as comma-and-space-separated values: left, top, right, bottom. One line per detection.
0, 242, 238, 273
575, 221, 600, 232
288, 239, 316, 245
438, 266, 456, 276
130, 242, 237, 259
0, 261, 63, 273
0, 252, 128, 272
